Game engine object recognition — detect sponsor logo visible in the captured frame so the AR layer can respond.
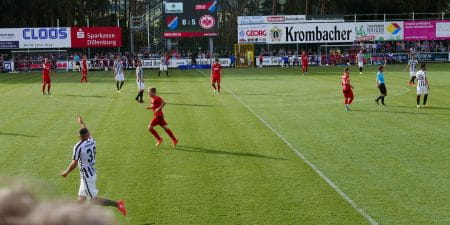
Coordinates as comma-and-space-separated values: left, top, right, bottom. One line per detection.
267, 16, 285, 23
166, 16, 179, 30
387, 23, 401, 34
0, 32, 16, 40
199, 15, 215, 30
285, 26, 353, 42
195, 0, 217, 12
22, 28, 68, 40
269, 26, 282, 42
246, 30, 267, 37
165, 2, 183, 13
76, 29, 85, 38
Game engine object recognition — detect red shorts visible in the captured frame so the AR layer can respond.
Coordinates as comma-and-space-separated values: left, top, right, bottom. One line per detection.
82, 70, 88, 76
150, 116, 167, 127
212, 75, 221, 83
43, 76, 51, 83
343, 89, 354, 98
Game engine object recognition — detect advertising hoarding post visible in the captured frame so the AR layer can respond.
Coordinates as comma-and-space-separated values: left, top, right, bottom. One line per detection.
209, 37, 214, 58
86, 18, 91, 59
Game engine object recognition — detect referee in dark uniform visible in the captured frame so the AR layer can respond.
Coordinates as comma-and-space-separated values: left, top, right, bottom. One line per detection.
375, 65, 387, 106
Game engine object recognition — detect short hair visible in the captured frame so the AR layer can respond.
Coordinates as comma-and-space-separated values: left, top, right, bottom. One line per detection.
421, 64, 426, 68
344, 67, 350, 72
378, 66, 384, 71
149, 87, 157, 93
79, 128, 89, 137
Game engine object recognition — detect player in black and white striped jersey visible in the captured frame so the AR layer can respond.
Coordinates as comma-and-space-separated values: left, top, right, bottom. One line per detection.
60, 114, 127, 216
416, 64, 430, 109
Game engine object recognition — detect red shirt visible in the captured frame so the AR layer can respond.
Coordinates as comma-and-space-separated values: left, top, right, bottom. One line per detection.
302, 54, 308, 63
82, 59, 87, 71
42, 63, 51, 77
151, 96, 164, 117
341, 73, 351, 91
212, 63, 221, 77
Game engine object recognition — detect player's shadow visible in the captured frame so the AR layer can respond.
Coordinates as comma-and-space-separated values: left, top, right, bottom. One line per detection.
0, 132, 37, 138
351, 109, 427, 115
175, 146, 287, 160
59, 94, 110, 98
170, 103, 215, 107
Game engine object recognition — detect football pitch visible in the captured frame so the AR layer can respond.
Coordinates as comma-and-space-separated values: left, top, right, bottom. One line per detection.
1, 64, 450, 225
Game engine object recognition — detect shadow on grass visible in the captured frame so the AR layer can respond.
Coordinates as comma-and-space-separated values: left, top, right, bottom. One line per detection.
169, 103, 216, 107
0, 132, 37, 138
351, 109, 428, 115
175, 146, 287, 160
58, 94, 110, 98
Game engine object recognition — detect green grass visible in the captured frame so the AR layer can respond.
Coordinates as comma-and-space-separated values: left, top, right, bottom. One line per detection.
1, 63, 450, 225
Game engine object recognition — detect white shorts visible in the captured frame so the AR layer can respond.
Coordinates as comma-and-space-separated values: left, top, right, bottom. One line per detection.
137, 81, 145, 90
160, 64, 168, 71
115, 73, 125, 81
417, 86, 429, 95
358, 62, 364, 68
79, 174, 98, 199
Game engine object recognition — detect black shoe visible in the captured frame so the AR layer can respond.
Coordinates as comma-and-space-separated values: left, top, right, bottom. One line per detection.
382, 104, 387, 107
375, 99, 379, 105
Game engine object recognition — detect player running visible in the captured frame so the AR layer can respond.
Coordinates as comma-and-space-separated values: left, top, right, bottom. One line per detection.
80, 55, 88, 83
59, 114, 127, 216
301, 50, 309, 75
114, 56, 125, 92
135, 61, 145, 103
406, 55, 419, 86
211, 58, 222, 94
357, 50, 364, 74
341, 68, 354, 111
42, 58, 51, 95
375, 65, 388, 106
158, 53, 169, 77
416, 64, 430, 109
147, 87, 178, 147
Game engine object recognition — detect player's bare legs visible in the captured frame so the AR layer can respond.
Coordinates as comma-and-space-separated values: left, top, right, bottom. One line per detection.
78, 196, 127, 216
162, 125, 178, 147
148, 125, 163, 147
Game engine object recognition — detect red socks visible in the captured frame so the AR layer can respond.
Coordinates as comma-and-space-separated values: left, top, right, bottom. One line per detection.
165, 128, 177, 142
348, 98, 354, 105
217, 84, 221, 92
149, 128, 162, 140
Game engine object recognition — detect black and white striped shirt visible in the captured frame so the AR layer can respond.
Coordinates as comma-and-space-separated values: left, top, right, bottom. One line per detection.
72, 137, 97, 179
416, 70, 428, 87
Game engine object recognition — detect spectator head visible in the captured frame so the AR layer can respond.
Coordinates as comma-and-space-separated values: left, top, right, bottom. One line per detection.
0, 188, 36, 225
25, 201, 117, 225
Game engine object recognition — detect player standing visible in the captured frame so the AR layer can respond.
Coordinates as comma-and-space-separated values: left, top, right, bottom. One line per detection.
341, 68, 354, 111
211, 58, 222, 94
301, 50, 309, 75
406, 55, 419, 86
59, 114, 127, 216
357, 50, 364, 74
158, 53, 169, 77
114, 56, 125, 92
42, 58, 51, 95
375, 66, 388, 106
135, 61, 145, 103
147, 87, 178, 147
80, 55, 88, 83
416, 64, 430, 108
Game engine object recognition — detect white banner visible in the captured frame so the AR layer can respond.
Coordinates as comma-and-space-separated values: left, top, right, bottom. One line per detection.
238, 15, 306, 25
0, 27, 71, 49
354, 22, 403, 41
238, 24, 269, 43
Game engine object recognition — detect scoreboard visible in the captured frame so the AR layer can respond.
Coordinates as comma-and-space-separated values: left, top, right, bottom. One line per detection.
163, 0, 218, 38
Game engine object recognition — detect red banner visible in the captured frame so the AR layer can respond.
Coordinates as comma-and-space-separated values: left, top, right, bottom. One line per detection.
71, 27, 122, 48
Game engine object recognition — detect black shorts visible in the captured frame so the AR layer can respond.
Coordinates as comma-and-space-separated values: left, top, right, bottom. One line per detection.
378, 83, 387, 95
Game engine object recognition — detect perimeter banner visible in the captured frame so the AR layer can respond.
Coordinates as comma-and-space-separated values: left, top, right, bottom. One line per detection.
0, 27, 122, 49
404, 20, 450, 40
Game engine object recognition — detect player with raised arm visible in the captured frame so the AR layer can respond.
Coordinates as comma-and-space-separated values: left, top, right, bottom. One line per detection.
357, 50, 364, 75
80, 55, 88, 83
406, 54, 418, 86
114, 56, 125, 92
341, 68, 354, 111
147, 87, 178, 147
375, 65, 388, 106
301, 50, 309, 75
416, 64, 430, 109
211, 58, 222, 94
42, 58, 51, 95
135, 61, 145, 103
158, 53, 169, 77
59, 114, 127, 216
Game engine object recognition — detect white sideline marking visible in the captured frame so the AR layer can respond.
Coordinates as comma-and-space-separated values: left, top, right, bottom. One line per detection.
197, 69, 379, 225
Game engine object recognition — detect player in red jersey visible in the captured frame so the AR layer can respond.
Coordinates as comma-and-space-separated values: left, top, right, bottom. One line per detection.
211, 58, 222, 94
341, 67, 354, 111
146, 87, 178, 147
42, 58, 52, 95
80, 55, 88, 83
301, 50, 309, 75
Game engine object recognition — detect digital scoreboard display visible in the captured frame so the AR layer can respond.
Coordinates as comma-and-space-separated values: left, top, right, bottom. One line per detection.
163, 0, 218, 38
